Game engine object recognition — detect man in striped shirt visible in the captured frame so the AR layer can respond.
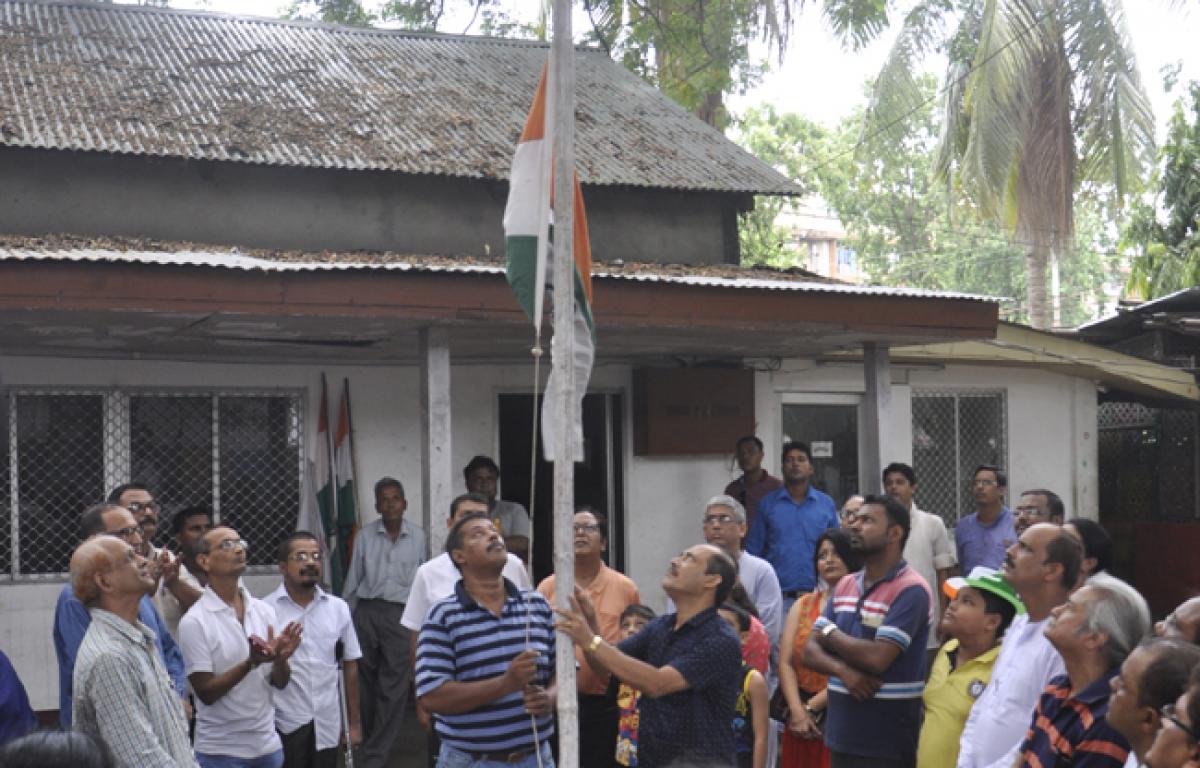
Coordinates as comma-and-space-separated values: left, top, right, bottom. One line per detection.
415, 513, 556, 768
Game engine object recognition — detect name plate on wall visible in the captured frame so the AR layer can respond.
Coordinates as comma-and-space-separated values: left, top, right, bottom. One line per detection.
633, 368, 755, 455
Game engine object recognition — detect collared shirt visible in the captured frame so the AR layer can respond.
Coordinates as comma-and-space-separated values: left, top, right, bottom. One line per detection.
1018, 671, 1131, 768
724, 471, 783, 529
156, 560, 203, 639
73, 609, 196, 767
918, 639, 1001, 768
664, 551, 782, 651
745, 485, 840, 593
266, 584, 363, 750
957, 614, 1065, 768
537, 565, 641, 695
904, 505, 957, 649
492, 499, 531, 538
817, 560, 932, 760
616, 607, 742, 768
400, 551, 531, 631
415, 579, 556, 753
342, 517, 426, 605
53, 583, 186, 727
955, 507, 1016, 575
178, 586, 281, 759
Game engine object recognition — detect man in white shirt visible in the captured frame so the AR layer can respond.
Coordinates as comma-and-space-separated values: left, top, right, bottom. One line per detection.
884, 462, 957, 666
179, 526, 302, 768
268, 531, 362, 768
156, 505, 212, 639
401, 492, 530, 767
956, 523, 1083, 768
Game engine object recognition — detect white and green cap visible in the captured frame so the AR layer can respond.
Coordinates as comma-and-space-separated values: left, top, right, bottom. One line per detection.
943, 566, 1026, 615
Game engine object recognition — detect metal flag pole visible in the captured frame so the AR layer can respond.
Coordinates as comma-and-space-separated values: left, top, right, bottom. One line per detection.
335, 640, 355, 768
550, 1, 579, 768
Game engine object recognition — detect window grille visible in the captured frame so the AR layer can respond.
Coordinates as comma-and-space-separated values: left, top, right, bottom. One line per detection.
911, 389, 1007, 527
1, 389, 304, 580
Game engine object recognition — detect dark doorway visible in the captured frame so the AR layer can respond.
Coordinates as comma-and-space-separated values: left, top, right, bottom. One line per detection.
497, 393, 625, 584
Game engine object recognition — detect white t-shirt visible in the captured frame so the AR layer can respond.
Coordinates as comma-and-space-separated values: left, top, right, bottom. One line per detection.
266, 585, 362, 750
156, 559, 202, 640
399, 552, 531, 631
902, 505, 957, 648
178, 586, 282, 760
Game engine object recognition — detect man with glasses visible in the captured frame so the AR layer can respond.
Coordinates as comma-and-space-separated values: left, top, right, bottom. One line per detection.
109, 482, 162, 554
1156, 597, 1200, 645
1108, 638, 1200, 768
1013, 489, 1065, 536
955, 465, 1016, 574
1145, 666, 1200, 768
268, 532, 362, 768
53, 502, 187, 727
537, 507, 640, 768
180, 526, 302, 768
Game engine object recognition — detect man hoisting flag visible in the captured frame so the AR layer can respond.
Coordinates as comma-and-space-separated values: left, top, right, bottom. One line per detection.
504, 64, 594, 462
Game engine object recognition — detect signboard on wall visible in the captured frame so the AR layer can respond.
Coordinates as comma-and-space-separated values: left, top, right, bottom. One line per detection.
633, 367, 755, 455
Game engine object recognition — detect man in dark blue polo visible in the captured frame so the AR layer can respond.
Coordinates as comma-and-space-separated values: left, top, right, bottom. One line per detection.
415, 513, 556, 768
746, 441, 840, 612
803, 494, 932, 768
556, 543, 742, 768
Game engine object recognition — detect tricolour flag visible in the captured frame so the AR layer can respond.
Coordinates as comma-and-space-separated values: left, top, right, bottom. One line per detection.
503, 64, 594, 461
331, 379, 360, 594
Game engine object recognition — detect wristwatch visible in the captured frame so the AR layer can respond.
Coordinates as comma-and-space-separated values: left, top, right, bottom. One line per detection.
587, 634, 604, 653
821, 623, 837, 638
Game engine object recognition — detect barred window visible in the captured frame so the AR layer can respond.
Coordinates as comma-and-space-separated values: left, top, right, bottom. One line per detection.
1, 389, 303, 579
911, 389, 1007, 527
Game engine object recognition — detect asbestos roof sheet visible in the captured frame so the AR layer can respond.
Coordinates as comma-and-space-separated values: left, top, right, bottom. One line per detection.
0, 0, 800, 195
0, 234, 998, 302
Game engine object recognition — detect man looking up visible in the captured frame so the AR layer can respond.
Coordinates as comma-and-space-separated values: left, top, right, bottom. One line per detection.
1157, 597, 1200, 644
956, 523, 1083, 768
156, 505, 212, 639
415, 515, 557, 768
955, 465, 1016, 574
1013, 489, 1065, 536
179, 526, 302, 768
342, 476, 425, 768
538, 507, 640, 768
53, 503, 187, 727
464, 455, 531, 562
724, 436, 782, 531
747, 441, 839, 613
70, 536, 196, 767
1016, 572, 1151, 767
109, 482, 161, 554
803, 495, 932, 768
557, 543, 743, 768
1108, 638, 1200, 768
884, 462, 956, 667
268, 532, 363, 768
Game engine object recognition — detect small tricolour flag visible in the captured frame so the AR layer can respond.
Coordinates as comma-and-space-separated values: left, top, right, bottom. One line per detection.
503, 63, 594, 461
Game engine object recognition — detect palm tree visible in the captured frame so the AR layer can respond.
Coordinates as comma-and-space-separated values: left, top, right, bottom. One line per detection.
824, 0, 1154, 328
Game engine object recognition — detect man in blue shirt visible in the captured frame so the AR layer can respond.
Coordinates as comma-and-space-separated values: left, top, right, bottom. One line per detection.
53, 502, 187, 727
746, 441, 840, 611
955, 464, 1016, 574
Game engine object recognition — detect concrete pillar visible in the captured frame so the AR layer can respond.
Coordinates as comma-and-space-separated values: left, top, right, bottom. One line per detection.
420, 327, 453, 556
862, 343, 892, 496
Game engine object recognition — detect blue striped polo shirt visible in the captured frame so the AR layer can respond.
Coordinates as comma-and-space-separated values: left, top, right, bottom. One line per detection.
415, 578, 556, 752
815, 560, 932, 760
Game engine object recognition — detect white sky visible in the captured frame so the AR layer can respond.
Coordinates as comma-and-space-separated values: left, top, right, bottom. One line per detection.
175, 0, 1200, 141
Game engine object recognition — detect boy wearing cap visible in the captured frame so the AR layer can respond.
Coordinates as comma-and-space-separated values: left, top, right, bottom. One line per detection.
917, 568, 1023, 768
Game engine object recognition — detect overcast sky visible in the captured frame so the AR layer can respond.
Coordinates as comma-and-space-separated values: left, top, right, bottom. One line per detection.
159, 0, 1199, 138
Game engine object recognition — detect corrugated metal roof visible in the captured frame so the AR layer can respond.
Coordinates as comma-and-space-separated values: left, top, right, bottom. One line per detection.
0, 0, 800, 195
0, 239, 998, 302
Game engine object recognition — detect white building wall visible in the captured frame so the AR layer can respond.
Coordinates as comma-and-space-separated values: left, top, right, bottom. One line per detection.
0, 353, 1098, 710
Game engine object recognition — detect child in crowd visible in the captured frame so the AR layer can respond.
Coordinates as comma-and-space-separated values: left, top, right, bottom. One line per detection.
613, 604, 656, 768
718, 602, 769, 768
917, 566, 1022, 768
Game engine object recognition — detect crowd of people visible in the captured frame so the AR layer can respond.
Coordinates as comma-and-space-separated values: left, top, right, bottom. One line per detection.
1, 443, 1199, 768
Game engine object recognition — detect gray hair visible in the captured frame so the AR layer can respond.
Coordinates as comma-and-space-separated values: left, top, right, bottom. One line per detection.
706, 495, 746, 523
1082, 572, 1152, 668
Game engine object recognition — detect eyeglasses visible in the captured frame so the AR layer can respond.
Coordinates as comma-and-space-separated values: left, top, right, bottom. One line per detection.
972, 479, 998, 487
573, 524, 601, 534
107, 525, 143, 541
287, 551, 324, 562
216, 539, 250, 552
126, 501, 160, 514
1162, 704, 1200, 743
703, 514, 736, 526
1015, 506, 1045, 516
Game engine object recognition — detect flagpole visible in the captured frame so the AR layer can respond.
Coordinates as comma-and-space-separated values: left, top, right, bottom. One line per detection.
550, 0, 579, 767
321, 373, 340, 567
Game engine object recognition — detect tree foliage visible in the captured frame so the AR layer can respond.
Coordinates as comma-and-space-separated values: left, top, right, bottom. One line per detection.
282, 0, 538, 36
1123, 82, 1200, 298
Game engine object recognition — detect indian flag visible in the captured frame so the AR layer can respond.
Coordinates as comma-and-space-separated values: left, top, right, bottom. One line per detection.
331, 380, 360, 594
504, 64, 594, 462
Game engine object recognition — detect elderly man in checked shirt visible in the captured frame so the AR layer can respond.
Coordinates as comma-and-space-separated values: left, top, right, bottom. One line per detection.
70, 535, 196, 767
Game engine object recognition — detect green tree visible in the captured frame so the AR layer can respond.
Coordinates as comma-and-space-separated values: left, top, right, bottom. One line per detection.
1123, 82, 1200, 298
825, 0, 1155, 328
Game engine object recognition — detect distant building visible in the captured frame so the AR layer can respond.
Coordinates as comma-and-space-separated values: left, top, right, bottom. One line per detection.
778, 198, 863, 283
